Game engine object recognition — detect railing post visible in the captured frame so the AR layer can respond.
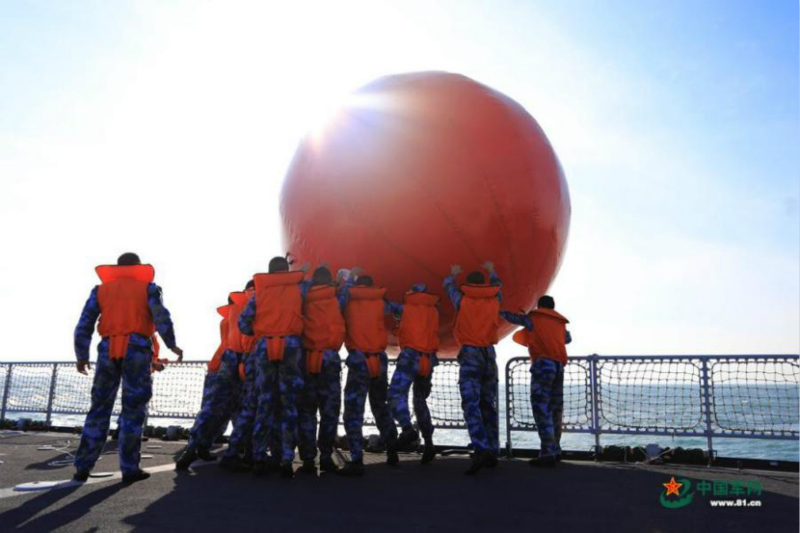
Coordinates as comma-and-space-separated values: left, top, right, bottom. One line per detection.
45, 364, 59, 426
589, 354, 602, 457
1, 364, 12, 422
701, 357, 714, 464
505, 359, 513, 458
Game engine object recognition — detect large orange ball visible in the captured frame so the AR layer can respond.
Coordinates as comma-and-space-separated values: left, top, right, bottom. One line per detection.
280, 72, 570, 357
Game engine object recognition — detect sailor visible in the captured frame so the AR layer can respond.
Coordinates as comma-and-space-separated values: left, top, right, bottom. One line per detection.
176, 283, 254, 470
387, 283, 440, 464
338, 270, 399, 476
501, 295, 571, 466
238, 256, 309, 478
296, 265, 347, 475
218, 283, 259, 472
73, 252, 182, 483
443, 261, 502, 475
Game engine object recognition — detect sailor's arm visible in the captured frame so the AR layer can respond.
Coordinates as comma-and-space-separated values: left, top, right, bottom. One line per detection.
74, 287, 101, 372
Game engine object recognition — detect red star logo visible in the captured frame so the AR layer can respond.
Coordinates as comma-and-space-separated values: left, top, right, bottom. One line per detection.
663, 477, 683, 496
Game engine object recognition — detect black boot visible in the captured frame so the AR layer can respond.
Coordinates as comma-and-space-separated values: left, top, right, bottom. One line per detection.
465, 450, 493, 475
387, 447, 400, 466
219, 455, 251, 472
319, 456, 339, 473
122, 470, 151, 484
279, 462, 295, 479
73, 469, 90, 482
175, 448, 197, 471
394, 427, 419, 452
528, 456, 556, 468
337, 460, 365, 477
197, 448, 217, 461
297, 460, 317, 475
421, 442, 436, 464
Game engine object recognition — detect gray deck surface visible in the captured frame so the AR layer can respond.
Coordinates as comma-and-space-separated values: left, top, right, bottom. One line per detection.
0, 431, 797, 533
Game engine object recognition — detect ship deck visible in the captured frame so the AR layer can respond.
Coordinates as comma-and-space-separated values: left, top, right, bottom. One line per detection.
0, 431, 797, 533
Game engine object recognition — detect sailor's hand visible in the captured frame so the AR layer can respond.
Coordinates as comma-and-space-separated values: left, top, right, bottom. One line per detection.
350, 266, 364, 277
285, 251, 295, 265
482, 261, 494, 272
450, 264, 463, 276
298, 262, 310, 273
170, 346, 184, 363
77, 360, 91, 375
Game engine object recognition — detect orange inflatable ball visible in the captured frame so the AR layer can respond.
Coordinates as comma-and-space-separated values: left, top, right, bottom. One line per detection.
280, 71, 570, 357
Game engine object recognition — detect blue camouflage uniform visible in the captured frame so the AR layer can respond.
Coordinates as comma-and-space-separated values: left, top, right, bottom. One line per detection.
223, 352, 257, 461
297, 284, 347, 463
387, 284, 439, 442
443, 272, 502, 455
239, 281, 310, 465
185, 350, 244, 453
500, 311, 571, 458
73, 284, 176, 476
340, 279, 398, 462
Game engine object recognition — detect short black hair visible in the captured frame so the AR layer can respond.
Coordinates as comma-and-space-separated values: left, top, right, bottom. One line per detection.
466, 271, 485, 284
312, 266, 333, 286
268, 256, 290, 273
538, 295, 555, 309
355, 275, 374, 287
245, 280, 255, 290
117, 252, 141, 266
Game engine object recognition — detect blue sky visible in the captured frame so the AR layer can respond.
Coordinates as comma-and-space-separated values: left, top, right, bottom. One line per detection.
1, 0, 797, 362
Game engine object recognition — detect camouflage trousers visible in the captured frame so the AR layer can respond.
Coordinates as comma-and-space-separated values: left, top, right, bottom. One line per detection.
297, 350, 342, 461
187, 350, 243, 452
74, 342, 153, 475
252, 338, 303, 464
530, 358, 564, 458
458, 347, 499, 454
343, 351, 397, 462
388, 348, 437, 440
224, 353, 257, 460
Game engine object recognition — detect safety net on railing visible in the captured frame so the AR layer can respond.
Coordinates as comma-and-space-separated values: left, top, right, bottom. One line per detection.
708, 357, 800, 436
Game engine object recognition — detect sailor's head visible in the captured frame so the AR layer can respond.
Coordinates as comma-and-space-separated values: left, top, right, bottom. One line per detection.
355, 275, 374, 287
312, 266, 333, 286
117, 252, 141, 266
268, 256, 290, 273
537, 295, 555, 309
466, 271, 485, 285
245, 280, 255, 290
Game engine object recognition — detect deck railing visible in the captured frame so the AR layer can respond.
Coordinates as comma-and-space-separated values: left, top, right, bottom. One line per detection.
1, 354, 797, 457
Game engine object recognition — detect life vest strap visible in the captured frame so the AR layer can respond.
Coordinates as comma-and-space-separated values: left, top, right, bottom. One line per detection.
266, 337, 286, 362
108, 335, 130, 360
418, 353, 432, 377
364, 353, 382, 378
306, 350, 324, 374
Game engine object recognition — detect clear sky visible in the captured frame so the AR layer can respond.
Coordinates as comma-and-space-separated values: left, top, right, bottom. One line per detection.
1, 0, 797, 365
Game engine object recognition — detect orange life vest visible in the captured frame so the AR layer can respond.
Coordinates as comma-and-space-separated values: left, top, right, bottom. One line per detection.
344, 286, 388, 354
252, 271, 305, 361
512, 308, 570, 365
453, 284, 500, 348
95, 264, 158, 360
303, 285, 345, 374
208, 304, 231, 373
226, 290, 255, 355
397, 291, 439, 376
